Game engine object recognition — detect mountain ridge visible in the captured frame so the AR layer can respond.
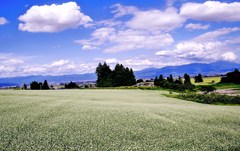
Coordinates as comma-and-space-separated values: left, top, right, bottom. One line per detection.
1, 61, 240, 86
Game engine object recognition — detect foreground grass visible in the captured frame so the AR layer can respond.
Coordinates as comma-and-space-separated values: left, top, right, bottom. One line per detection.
0, 90, 239, 150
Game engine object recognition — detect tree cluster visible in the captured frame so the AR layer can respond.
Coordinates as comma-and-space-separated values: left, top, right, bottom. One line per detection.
220, 68, 240, 84
154, 73, 195, 91
30, 80, 50, 90
96, 62, 136, 87
194, 74, 203, 83
64, 81, 79, 89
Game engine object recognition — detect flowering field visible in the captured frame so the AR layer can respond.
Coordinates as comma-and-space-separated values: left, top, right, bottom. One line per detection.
0, 90, 239, 150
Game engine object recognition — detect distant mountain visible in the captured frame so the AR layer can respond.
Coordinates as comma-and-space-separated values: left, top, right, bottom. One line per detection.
135, 61, 240, 79
0, 61, 240, 86
0, 73, 96, 86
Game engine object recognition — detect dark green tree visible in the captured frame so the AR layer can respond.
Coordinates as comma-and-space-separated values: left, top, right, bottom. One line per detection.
22, 83, 27, 90
42, 80, 50, 90
168, 74, 174, 83
136, 79, 144, 83
184, 73, 191, 85
221, 68, 240, 84
65, 81, 79, 89
96, 62, 113, 87
194, 74, 203, 83
30, 81, 40, 90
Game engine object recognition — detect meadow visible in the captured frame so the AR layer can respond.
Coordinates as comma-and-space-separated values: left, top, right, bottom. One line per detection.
191, 76, 221, 85
0, 90, 239, 150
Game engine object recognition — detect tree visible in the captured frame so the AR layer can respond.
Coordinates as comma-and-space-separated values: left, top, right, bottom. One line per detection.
154, 77, 159, 86
221, 68, 240, 84
65, 81, 79, 89
95, 62, 136, 87
30, 81, 40, 90
42, 80, 50, 90
96, 62, 113, 87
194, 74, 203, 83
22, 83, 27, 90
174, 76, 183, 84
136, 79, 144, 83
168, 74, 174, 83
184, 73, 191, 85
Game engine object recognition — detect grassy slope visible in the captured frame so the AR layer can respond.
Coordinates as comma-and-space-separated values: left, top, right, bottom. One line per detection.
0, 90, 239, 150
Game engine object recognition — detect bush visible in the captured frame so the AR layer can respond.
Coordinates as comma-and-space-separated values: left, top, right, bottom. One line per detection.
177, 93, 240, 104
199, 85, 216, 94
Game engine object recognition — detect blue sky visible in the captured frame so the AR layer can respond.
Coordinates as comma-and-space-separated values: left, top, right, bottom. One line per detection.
0, 0, 240, 77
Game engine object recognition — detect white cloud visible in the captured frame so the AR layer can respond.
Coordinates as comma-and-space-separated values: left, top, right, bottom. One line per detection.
76, 27, 174, 53
105, 29, 174, 53
126, 7, 185, 31
155, 50, 171, 56
156, 27, 240, 62
111, 4, 139, 18
194, 27, 240, 42
18, 2, 92, 32
82, 45, 97, 50
185, 23, 209, 30
106, 58, 118, 64
167, 0, 176, 7
50, 60, 69, 67
222, 52, 237, 61
0, 17, 8, 25
180, 1, 240, 22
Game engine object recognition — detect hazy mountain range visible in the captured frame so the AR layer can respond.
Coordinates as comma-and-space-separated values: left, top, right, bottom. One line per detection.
1, 61, 240, 87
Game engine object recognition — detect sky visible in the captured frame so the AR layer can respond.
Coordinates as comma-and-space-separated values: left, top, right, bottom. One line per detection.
0, 0, 240, 78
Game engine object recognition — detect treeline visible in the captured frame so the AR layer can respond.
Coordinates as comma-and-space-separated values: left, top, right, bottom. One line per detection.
29, 80, 50, 90
221, 68, 240, 84
96, 62, 136, 87
154, 73, 195, 91
26, 81, 82, 90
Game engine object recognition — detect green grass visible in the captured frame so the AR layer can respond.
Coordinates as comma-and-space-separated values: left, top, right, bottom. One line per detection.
191, 77, 221, 85
214, 83, 240, 89
0, 90, 239, 150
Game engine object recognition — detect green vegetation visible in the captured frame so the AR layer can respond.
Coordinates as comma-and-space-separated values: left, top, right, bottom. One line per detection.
221, 68, 240, 84
96, 62, 136, 87
198, 85, 216, 94
30, 80, 50, 90
154, 73, 195, 92
174, 93, 240, 105
0, 90, 239, 150
214, 83, 240, 89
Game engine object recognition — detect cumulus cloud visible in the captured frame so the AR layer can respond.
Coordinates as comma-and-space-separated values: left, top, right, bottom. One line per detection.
185, 23, 209, 30
222, 52, 237, 61
76, 27, 174, 53
156, 27, 240, 62
194, 27, 240, 42
0, 17, 8, 25
111, 4, 139, 18
50, 60, 69, 67
18, 2, 92, 32
111, 4, 185, 31
0, 55, 96, 78
126, 7, 185, 31
106, 58, 118, 64
180, 1, 240, 22
82, 45, 97, 50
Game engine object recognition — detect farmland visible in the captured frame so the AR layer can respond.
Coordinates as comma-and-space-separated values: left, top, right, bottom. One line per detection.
0, 90, 239, 150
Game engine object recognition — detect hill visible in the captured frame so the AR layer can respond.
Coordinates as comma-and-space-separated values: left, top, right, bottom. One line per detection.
135, 61, 240, 79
